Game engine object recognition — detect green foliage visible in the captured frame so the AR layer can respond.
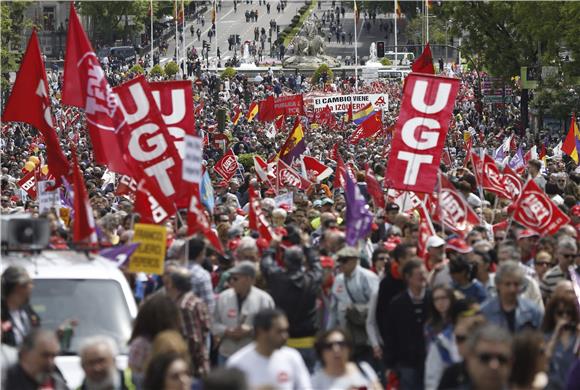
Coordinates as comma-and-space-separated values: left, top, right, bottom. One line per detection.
312, 64, 334, 84
220, 67, 237, 80
130, 64, 145, 74
1, 1, 35, 91
164, 61, 179, 78
380, 57, 392, 66
77, 0, 151, 46
149, 64, 165, 77
238, 153, 257, 172
531, 75, 580, 121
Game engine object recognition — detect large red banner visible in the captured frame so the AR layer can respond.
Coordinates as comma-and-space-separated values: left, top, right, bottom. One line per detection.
385, 73, 460, 193
513, 180, 570, 236
114, 76, 182, 219
275, 94, 304, 116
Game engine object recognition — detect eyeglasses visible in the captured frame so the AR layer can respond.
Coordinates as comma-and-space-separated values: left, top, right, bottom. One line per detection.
376, 256, 389, 261
556, 310, 574, 317
535, 262, 552, 267
455, 334, 467, 344
477, 352, 510, 366
322, 340, 347, 350
561, 254, 577, 259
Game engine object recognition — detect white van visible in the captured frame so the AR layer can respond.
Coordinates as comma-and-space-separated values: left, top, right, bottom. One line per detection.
384, 51, 415, 66
2, 251, 138, 388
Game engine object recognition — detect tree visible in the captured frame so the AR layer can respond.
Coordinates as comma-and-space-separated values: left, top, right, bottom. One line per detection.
164, 61, 179, 78
77, 0, 151, 47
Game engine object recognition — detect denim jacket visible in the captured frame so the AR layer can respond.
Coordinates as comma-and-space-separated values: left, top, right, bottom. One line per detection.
480, 296, 544, 332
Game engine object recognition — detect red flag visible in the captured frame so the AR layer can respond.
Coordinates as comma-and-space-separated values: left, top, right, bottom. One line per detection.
302, 156, 333, 183
349, 111, 382, 144
502, 165, 523, 201
2, 30, 70, 184
134, 180, 171, 224
115, 175, 138, 196
62, 5, 129, 174
114, 76, 181, 216
411, 43, 435, 74
441, 148, 452, 167
385, 73, 460, 193
346, 102, 353, 122
214, 149, 239, 181
274, 115, 285, 131
187, 186, 224, 253
463, 138, 473, 167
416, 203, 437, 258
513, 180, 570, 236
259, 95, 276, 122
18, 171, 37, 199
248, 186, 273, 242
333, 153, 348, 189
330, 143, 340, 162
471, 152, 511, 199
316, 105, 337, 128
365, 165, 385, 208
432, 175, 481, 238
232, 107, 242, 125
276, 159, 312, 191
254, 155, 275, 184
71, 146, 97, 244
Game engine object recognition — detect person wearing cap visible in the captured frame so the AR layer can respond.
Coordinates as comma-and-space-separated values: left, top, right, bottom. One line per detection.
426, 235, 452, 288
327, 246, 379, 365
1, 266, 40, 347
516, 229, 540, 271
212, 260, 275, 364
260, 244, 322, 372
320, 197, 334, 213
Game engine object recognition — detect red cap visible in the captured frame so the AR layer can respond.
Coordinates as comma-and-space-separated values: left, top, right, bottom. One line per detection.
572, 205, 580, 217
279, 204, 291, 212
236, 208, 246, 216
228, 238, 241, 251
446, 238, 472, 254
216, 180, 229, 188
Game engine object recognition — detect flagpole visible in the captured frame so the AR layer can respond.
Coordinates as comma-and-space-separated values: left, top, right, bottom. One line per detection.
182, 0, 186, 78
175, 3, 179, 64
426, 0, 429, 44
394, 0, 398, 68
150, 0, 154, 69
354, 0, 359, 91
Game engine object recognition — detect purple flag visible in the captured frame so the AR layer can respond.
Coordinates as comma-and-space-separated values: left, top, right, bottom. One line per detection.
99, 243, 140, 267
508, 147, 524, 170
344, 169, 373, 246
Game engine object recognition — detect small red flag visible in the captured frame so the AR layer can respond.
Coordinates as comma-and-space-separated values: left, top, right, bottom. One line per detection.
214, 149, 239, 181
411, 43, 435, 74
258, 96, 276, 122
512, 180, 570, 236
365, 164, 385, 208
71, 145, 97, 244
2, 30, 70, 185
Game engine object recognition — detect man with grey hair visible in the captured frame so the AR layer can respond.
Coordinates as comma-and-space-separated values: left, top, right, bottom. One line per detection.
165, 266, 211, 377
480, 261, 543, 333
464, 324, 513, 390
4, 329, 68, 389
540, 236, 578, 299
79, 336, 132, 390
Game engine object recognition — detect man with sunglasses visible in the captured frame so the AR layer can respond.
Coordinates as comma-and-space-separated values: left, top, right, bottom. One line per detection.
540, 236, 578, 300
461, 324, 513, 390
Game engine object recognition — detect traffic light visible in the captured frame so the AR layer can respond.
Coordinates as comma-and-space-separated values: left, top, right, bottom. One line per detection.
377, 41, 385, 58
217, 108, 226, 132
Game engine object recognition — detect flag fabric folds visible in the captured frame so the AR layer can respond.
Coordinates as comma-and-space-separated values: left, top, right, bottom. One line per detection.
277, 119, 307, 164
71, 146, 97, 244
411, 42, 435, 74
2, 30, 70, 185
365, 165, 385, 208
302, 156, 333, 183
344, 166, 373, 246
562, 113, 580, 164
246, 102, 259, 122
352, 103, 374, 125
349, 111, 383, 144
62, 5, 129, 174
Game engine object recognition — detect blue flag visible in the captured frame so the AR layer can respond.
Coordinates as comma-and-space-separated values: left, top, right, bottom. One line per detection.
344, 169, 373, 246
200, 170, 215, 213
99, 243, 140, 267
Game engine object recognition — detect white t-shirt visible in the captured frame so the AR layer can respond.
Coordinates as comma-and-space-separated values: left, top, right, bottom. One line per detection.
311, 361, 378, 390
227, 343, 312, 390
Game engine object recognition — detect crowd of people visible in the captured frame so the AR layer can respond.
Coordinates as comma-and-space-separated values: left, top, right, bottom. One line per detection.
2, 37, 580, 390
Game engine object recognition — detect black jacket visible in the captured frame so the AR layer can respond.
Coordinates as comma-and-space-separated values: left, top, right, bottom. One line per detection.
261, 246, 322, 338
4, 363, 68, 390
1, 300, 41, 347
383, 290, 431, 370
375, 270, 406, 344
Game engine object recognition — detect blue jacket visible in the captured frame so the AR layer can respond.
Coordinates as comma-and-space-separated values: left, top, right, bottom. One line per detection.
480, 296, 543, 332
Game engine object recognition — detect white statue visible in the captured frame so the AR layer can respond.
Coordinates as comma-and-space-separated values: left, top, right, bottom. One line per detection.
369, 42, 378, 62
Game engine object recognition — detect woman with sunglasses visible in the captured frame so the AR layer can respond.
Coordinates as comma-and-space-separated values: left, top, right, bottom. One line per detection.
542, 294, 580, 389
311, 328, 382, 390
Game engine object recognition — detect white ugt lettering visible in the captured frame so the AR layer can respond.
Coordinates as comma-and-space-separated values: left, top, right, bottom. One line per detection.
397, 151, 433, 185
411, 80, 453, 114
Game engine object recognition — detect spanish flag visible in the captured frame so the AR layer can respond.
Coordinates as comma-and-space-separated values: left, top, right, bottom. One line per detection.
562, 113, 580, 164
352, 103, 374, 125
278, 118, 306, 164
246, 102, 259, 122
232, 107, 242, 125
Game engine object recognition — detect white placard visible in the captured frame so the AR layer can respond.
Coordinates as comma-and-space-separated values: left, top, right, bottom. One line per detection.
182, 135, 204, 184
312, 94, 389, 113
38, 180, 60, 214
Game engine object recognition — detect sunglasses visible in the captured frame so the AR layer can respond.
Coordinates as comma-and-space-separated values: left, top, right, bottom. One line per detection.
455, 334, 467, 344
477, 352, 510, 366
556, 310, 575, 317
561, 254, 577, 259
535, 262, 552, 267
376, 256, 389, 261
322, 340, 347, 350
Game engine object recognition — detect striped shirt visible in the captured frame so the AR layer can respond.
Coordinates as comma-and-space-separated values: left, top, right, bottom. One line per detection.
540, 265, 567, 298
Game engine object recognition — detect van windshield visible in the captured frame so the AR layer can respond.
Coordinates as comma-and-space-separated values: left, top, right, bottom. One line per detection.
31, 279, 133, 354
